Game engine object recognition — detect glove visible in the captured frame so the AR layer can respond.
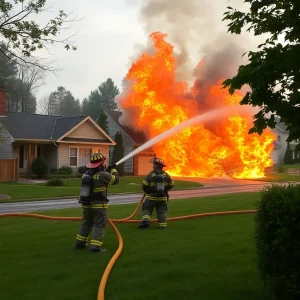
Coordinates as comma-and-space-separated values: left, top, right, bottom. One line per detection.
106, 163, 117, 172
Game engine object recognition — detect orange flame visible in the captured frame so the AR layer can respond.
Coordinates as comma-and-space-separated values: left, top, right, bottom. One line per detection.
119, 32, 276, 178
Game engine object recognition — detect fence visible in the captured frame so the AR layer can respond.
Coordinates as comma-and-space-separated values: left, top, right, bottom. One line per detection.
0, 158, 18, 181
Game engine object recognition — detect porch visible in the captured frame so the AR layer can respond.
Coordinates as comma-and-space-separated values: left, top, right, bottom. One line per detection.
12, 141, 58, 175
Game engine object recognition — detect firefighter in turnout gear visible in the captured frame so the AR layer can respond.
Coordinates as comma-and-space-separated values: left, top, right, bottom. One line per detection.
75, 153, 119, 252
138, 157, 174, 229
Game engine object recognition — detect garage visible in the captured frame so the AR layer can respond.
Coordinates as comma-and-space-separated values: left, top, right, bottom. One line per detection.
137, 153, 155, 175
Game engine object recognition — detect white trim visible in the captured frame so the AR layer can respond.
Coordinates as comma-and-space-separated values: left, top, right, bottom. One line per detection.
68, 145, 103, 167
56, 116, 116, 145
58, 140, 112, 145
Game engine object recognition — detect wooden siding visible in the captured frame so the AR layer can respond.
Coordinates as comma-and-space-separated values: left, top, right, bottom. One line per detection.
0, 158, 18, 181
59, 143, 110, 170
66, 120, 108, 139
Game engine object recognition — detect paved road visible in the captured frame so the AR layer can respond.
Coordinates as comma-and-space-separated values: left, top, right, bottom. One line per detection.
0, 181, 280, 214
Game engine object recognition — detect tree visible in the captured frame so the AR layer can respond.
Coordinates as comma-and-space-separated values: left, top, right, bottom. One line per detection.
222, 0, 300, 147
82, 78, 120, 119
98, 78, 119, 111
96, 109, 109, 134
48, 86, 67, 115
59, 92, 81, 117
0, 0, 78, 70
111, 131, 124, 175
284, 143, 294, 164
45, 86, 80, 116
0, 43, 18, 85
16, 61, 44, 112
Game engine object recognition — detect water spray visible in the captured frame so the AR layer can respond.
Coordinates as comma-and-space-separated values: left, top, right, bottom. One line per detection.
115, 105, 240, 166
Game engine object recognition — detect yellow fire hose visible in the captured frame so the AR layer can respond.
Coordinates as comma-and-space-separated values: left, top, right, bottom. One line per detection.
0, 193, 256, 300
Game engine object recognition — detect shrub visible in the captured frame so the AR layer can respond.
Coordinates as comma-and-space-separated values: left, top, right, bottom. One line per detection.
254, 184, 300, 299
78, 165, 86, 174
54, 170, 68, 175
49, 168, 57, 174
58, 165, 73, 175
31, 157, 48, 178
48, 174, 72, 179
46, 178, 65, 186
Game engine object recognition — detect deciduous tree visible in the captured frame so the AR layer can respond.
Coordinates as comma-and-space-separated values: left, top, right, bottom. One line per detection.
222, 0, 300, 146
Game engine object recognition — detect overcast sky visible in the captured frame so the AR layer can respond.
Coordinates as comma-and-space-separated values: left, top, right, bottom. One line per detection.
35, 0, 266, 110
36, 0, 146, 106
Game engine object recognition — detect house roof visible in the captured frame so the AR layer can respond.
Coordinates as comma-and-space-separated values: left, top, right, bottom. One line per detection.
3, 112, 86, 140
105, 110, 147, 144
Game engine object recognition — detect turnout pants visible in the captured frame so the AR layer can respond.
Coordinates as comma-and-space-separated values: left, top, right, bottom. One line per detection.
76, 206, 108, 250
141, 199, 168, 228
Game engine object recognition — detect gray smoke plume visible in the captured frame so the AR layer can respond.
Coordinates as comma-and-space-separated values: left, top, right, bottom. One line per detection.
118, 0, 263, 130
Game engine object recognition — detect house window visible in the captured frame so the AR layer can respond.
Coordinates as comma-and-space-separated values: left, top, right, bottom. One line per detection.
69, 147, 78, 166
78, 148, 93, 166
277, 135, 281, 141
69, 147, 102, 167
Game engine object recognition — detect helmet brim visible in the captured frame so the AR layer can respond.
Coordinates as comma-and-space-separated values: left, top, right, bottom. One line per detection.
153, 163, 166, 167
86, 161, 103, 169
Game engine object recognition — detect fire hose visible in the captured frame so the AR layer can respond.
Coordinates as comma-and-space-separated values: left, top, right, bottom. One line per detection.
0, 193, 257, 300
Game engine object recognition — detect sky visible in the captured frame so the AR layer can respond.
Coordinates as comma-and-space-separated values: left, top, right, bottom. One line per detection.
34, 0, 266, 111
36, 0, 146, 107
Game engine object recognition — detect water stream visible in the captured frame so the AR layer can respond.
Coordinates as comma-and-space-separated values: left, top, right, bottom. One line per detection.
116, 105, 240, 166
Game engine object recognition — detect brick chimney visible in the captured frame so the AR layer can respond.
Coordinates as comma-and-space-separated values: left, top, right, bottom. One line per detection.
0, 87, 7, 116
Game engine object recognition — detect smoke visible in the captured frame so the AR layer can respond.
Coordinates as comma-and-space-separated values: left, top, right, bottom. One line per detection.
119, 0, 261, 130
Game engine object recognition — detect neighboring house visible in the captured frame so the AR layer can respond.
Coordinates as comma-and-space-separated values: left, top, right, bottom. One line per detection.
105, 110, 155, 175
271, 118, 299, 164
0, 88, 116, 176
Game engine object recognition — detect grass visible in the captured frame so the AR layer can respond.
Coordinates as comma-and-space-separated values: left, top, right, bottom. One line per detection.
0, 192, 272, 300
255, 163, 300, 182
0, 176, 204, 202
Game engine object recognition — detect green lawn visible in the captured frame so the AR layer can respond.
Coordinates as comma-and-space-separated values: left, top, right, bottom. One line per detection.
254, 164, 300, 182
0, 193, 272, 300
0, 176, 204, 202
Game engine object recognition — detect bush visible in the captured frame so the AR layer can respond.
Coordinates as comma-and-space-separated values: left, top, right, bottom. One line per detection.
48, 174, 73, 179
78, 165, 86, 174
46, 178, 65, 186
58, 165, 73, 175
49, 168, 57, 174
254, 184, 300, 299
31, 157, 48, 179
54, 170, 68, 175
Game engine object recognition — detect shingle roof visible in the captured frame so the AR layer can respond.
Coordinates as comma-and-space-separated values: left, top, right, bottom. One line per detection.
3, 112, 86, 140
105, 110, 147, 144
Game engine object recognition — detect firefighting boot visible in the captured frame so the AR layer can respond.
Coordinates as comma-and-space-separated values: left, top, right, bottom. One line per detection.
74, 243, 86, 249
90, 247, 107, 253
138, 221, 150, 229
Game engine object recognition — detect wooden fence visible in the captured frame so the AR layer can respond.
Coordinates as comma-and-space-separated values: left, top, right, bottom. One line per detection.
0, 158, 18, 181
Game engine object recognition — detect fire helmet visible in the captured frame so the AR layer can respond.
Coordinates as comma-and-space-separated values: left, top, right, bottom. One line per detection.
150, 157, 166, 168
86, 153, 106, 169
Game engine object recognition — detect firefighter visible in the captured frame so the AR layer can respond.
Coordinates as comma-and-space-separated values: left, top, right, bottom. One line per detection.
74, 153, 119, 253
138, 157, 174, 229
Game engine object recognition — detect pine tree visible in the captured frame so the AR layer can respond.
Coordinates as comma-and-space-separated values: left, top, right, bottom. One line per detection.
111, 131, 124, 175
284, 143, 294, 164
96, 109, 109, 134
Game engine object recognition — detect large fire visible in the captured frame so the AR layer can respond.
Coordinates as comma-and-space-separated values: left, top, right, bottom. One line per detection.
118, 32, 276, 178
